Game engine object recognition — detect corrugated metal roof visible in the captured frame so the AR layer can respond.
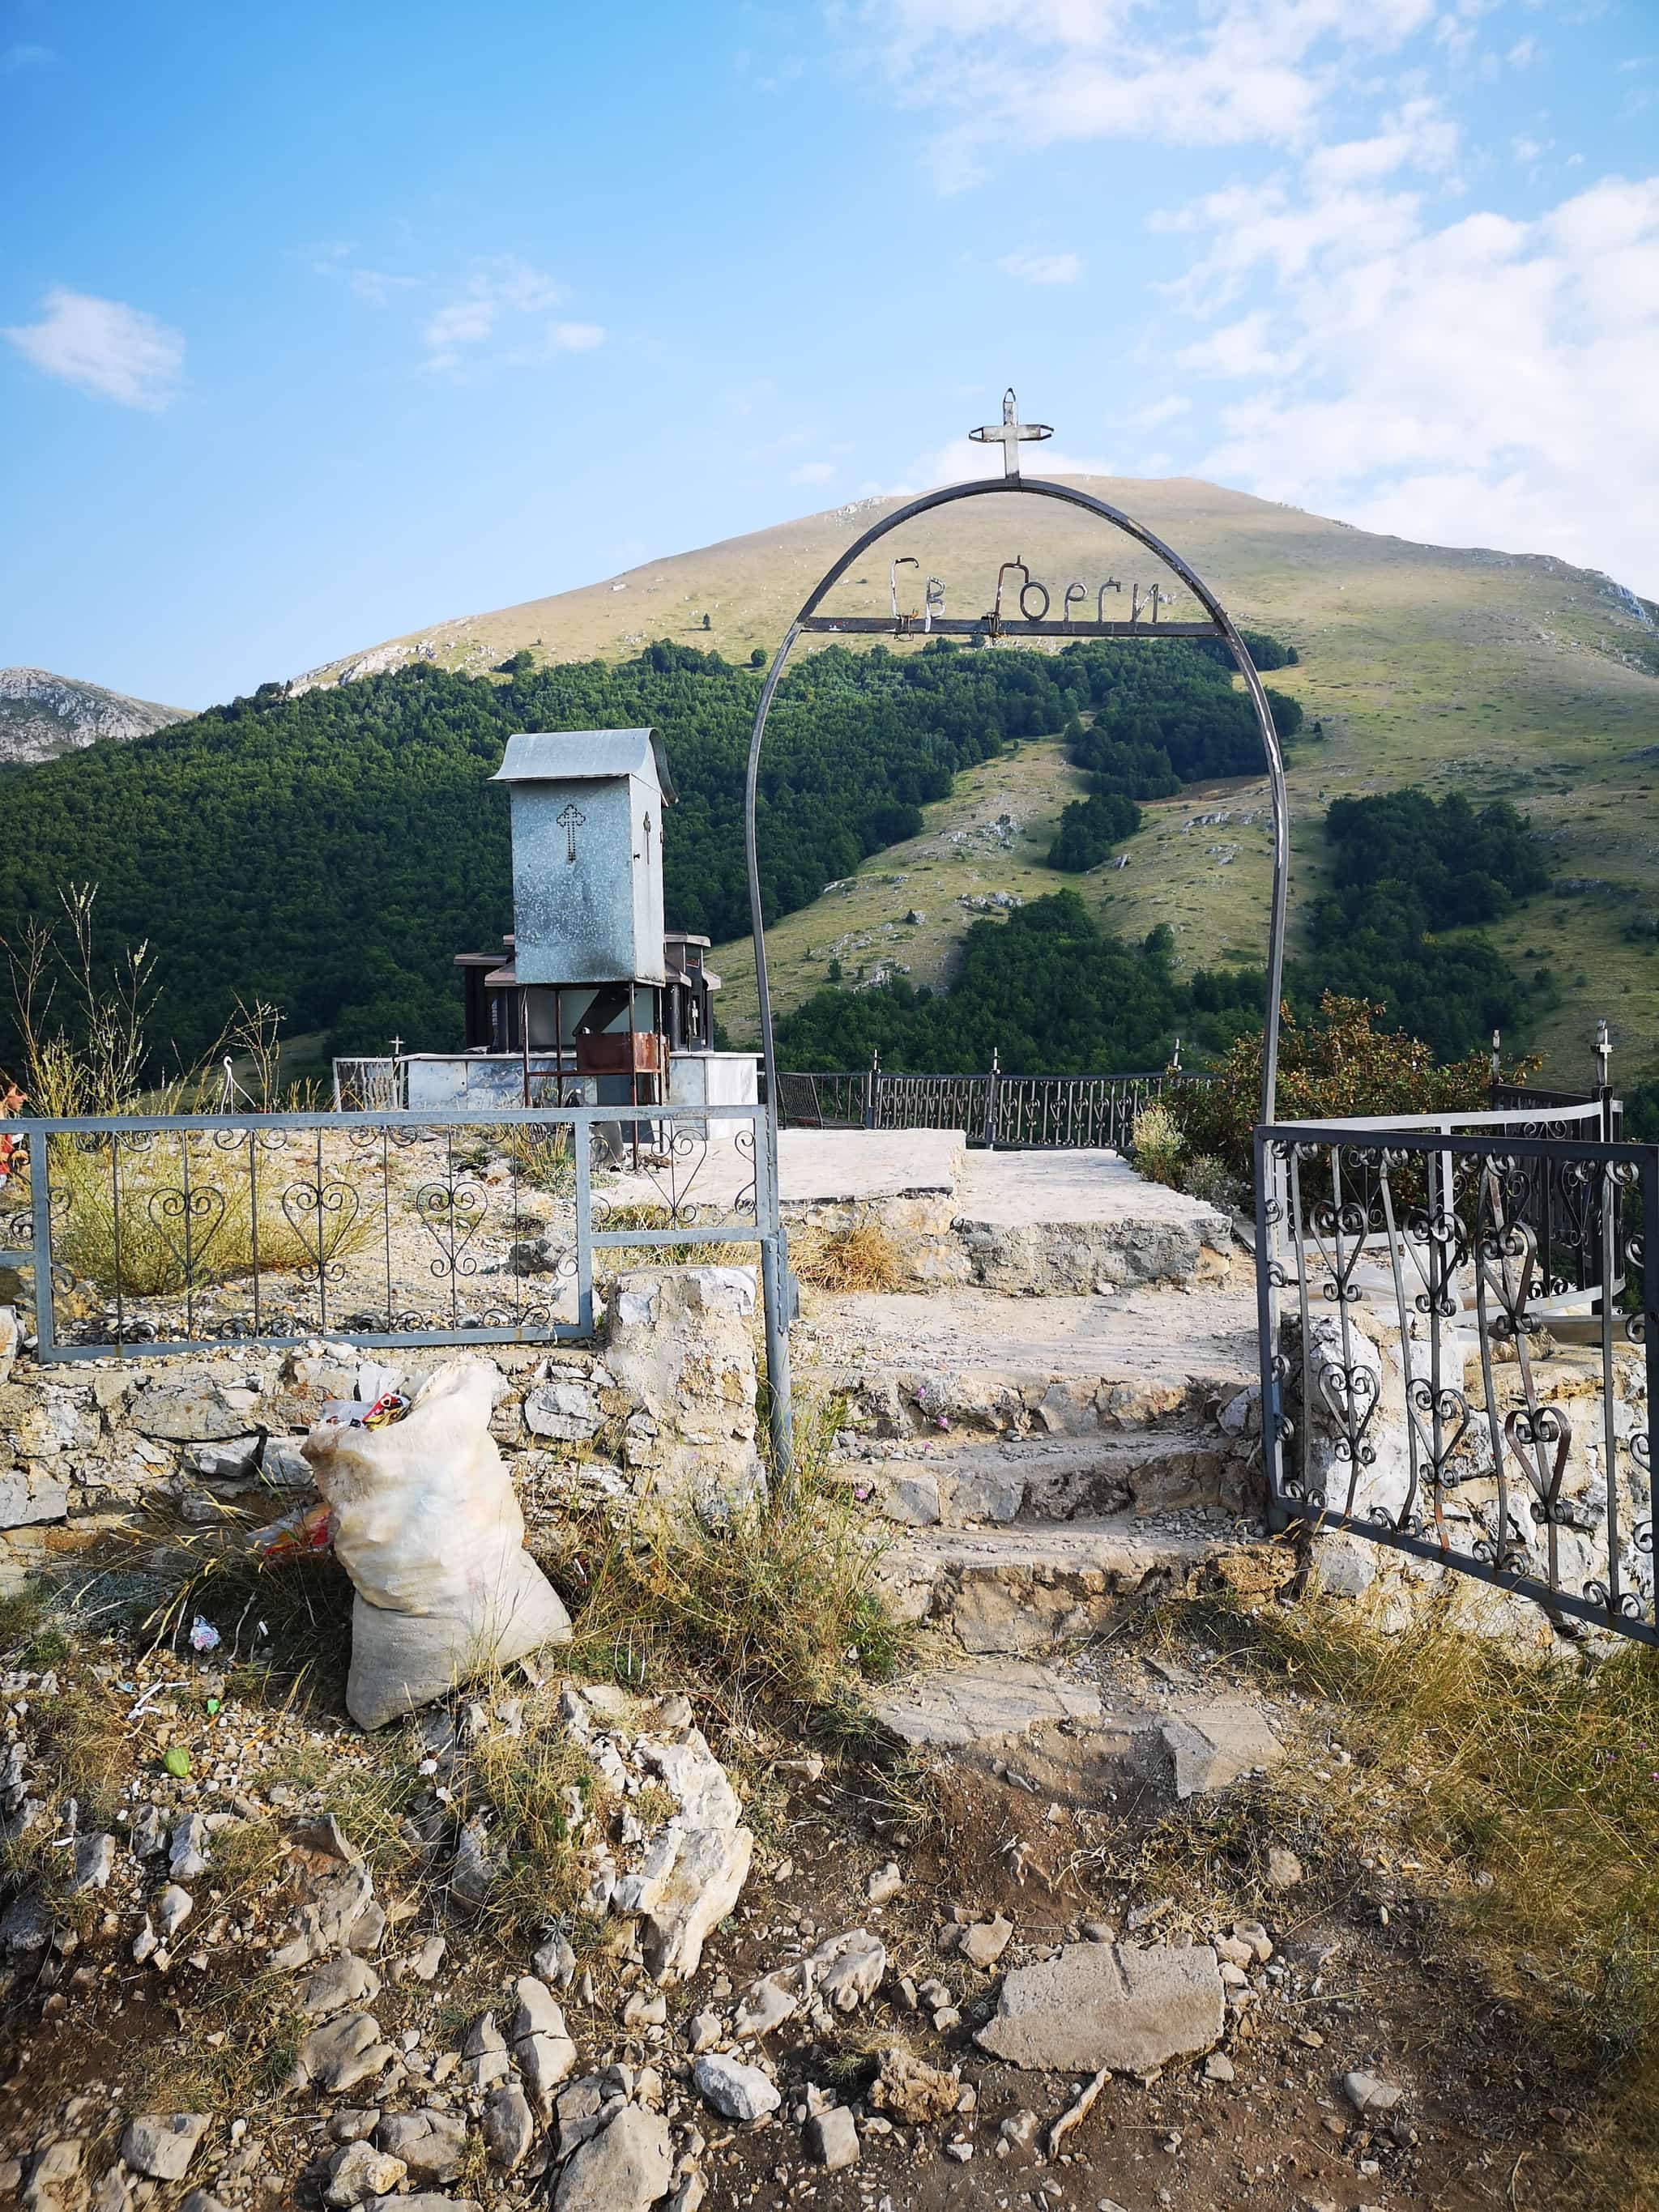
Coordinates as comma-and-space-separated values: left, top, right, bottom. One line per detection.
492, 727, 676, 801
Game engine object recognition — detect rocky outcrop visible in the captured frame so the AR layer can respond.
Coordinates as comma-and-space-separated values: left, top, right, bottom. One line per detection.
0, 667, 189, 767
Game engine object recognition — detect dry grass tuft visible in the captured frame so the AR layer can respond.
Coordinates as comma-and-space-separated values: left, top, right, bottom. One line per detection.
552, 1396, 909, 1740
790, 1217, 907, 1293
146, 1544, 357, 1712
1155, 1589, 1659, 2206
41, 1131, 379, 1298
453, 1694, 605, 1941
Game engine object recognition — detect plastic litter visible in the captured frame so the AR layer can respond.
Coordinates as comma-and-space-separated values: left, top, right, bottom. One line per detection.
163, 1747, 190, 1779
189, 1616, 221, 1653
301, 1357, 571, 1731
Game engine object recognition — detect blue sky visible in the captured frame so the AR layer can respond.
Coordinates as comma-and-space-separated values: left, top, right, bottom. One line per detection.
4, 0, 1656, 707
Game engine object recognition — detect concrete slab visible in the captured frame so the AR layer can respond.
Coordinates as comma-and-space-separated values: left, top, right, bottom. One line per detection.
976, 1942, 1225, 2073
955, 1149, 1220, 1234
871, 1658, 1104, 1750
603, 1126, 964, 1217
775, 1127, 963, 1204
801, 1284, 1259, 1398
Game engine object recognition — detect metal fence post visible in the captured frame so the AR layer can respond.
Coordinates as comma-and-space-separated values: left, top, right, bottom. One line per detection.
983, 1048, 999, 1150
1252, 1124, 1285, 1534
865, 1048, 880, 1132
573, 1122, 595, 1340
754, 1106, 794, 1492
27, 1131, 56, 1361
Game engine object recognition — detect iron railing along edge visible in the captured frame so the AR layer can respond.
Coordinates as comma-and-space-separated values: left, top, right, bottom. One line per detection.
1252, 1119, 1659, 1649
0, 1102, 780, 1367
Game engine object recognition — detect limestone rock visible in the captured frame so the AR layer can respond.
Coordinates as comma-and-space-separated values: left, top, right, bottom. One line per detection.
1157, 1702, 1283, 1798
552, 2103, 673, 2212
300, 1953, 382, 2018
804, 2106, 859, 2170
810, 1927, 885, 2012
975, 1942, 1225, 2073
156, 1886, 194, 1939
868, 2049, 965, 2124
1343, 2069, 1403, 2115
638, 1821, 753, 1984
523, 1379, 599, 1440
517, 2027, 579, 2112
323, 2142, 406, 2208
532, 1929, 577, 1986
865, 1861, 902, 1907
603, 1268, 761, 1508
0, 1468, 70, 1528
270, 1862, 379, 1971
373, 2110, 468, 2184
461, 2010, 512, 2088
872, 1657, 1103, 1750
1, 1890, 52, 1957
958, 1914, 1013, 1970
168, 1814, 211, 1882
292, 2014, 396, 2094
1265, 1846, 1304, 1892
482, 2083, 535, 2170
692, 2053, 781, 2122
70, 1833, 115, 1894
118, 2116, 210, 2183
129, 1381, 249, 1443
734, 1971, 797, 2039
130, 1805, 168, 1857
20, 2138, 86, 2212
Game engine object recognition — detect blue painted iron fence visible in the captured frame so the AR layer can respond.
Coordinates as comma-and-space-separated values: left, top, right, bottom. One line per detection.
0, 1103, 779, 1368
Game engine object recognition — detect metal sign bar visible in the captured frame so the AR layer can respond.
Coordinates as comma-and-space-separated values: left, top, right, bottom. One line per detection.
795, 615, 1223, 639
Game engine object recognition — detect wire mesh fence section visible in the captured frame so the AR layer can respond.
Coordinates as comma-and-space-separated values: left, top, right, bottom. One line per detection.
1256, 1121, 1658, 1646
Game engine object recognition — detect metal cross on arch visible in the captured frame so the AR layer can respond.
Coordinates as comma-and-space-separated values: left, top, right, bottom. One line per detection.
740, 390, 1293, 1477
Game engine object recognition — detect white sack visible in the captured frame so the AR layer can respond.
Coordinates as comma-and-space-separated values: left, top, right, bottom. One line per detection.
301, 1357, 570, 1730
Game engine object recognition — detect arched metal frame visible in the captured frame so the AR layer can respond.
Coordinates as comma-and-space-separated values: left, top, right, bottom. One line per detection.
743, 471, 1291, 1477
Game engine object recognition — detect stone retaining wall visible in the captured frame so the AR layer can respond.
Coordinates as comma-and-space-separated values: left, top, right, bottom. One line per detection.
0, 1267, 761, 1589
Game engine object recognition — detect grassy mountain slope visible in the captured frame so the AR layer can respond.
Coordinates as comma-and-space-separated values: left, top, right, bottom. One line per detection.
299, 475, 1659, 1078
0, 667, 190, 768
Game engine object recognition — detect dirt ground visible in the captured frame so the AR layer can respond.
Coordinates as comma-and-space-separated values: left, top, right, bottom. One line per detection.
0, 1591, 1627, 2212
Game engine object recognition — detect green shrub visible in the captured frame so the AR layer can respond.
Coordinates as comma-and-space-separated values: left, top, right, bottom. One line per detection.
1130, 1102, 1185, 1187
1171, 992, 1540, 1187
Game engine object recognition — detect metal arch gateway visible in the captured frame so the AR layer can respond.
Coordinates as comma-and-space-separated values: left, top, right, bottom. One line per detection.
741, 393, 1293, 1477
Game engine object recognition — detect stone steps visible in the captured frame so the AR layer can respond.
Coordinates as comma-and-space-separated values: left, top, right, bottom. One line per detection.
874, 1511, 1251, 1657
845, 1423, 1247, 1528
868, 1653, 1286, 1806
800, 1281, 1260, 1444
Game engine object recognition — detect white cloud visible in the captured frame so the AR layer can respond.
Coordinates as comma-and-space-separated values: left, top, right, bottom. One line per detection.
790, 460, 837, 484
997, 250, 1085, 284
422, 256, 569, 368
840, 0, 1439, 190
1189, 175, 1659, 591
349, 268, 421, 306
2, 42, 51, 70
2, 287, 184, 410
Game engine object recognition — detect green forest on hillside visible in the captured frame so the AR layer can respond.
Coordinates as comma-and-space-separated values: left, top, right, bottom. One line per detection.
0, 636, 1302, 1071
774, 790, 1552, 1073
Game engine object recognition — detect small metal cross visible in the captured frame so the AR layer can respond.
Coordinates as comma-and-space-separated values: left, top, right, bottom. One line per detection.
557, 801, 586, 863
390, 1035, 404, 1058
970, 387, 1053, 479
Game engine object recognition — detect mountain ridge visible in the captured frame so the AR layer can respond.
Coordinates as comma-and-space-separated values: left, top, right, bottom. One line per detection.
0, 667, 190, 768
